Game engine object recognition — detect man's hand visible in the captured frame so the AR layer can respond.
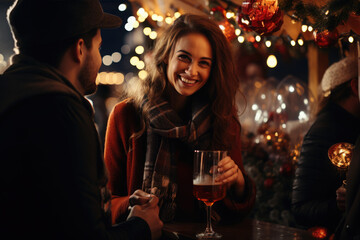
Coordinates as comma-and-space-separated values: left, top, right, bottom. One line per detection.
336, 185, 346, 212
128, 191, 163, 239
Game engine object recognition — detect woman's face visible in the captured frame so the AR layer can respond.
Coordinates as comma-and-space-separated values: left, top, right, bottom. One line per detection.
166, 33, 213, 97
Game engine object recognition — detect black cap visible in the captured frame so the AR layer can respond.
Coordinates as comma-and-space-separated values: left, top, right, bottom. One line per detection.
7, 0, 122, 48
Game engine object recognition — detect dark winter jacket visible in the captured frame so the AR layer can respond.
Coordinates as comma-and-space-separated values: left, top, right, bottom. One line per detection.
291, 102, 360, 233
0, 54, 150, 240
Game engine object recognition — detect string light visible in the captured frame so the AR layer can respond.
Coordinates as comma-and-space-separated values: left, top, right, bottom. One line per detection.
265, 40, 272, 47
135, 46, 145, 55
267, 55, 277, 68
290, 40, 296, 46
348, 36, 354, 43
297, 39, 304, 46
238, 36, 245, 43
118, 3, 127, 11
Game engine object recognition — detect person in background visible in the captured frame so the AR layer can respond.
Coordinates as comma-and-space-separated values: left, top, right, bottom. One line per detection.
0, 0, 162, 239
104, 14, 256, 224
335, 134, 360, 240
292, 56, 360, 233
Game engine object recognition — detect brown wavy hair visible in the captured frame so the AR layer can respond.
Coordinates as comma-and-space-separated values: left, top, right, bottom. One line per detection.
126, 14, 241, 150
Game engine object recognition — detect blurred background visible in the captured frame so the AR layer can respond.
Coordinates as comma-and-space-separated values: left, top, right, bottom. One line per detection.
1, 0, 358, 230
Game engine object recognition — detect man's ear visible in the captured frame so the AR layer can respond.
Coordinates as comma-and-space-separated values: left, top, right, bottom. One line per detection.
71, 38, 85, 63
350, 78, 359, 97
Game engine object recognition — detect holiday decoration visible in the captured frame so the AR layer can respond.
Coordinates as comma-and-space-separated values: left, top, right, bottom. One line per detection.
211, 6, 237, 41
328, 142, 354, 169
241, 75, 315, 227
237, 0, 284, 35
313, 29, 339, 48
308, 226, 328, 239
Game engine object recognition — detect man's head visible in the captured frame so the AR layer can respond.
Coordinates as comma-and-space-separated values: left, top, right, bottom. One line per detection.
7, 0, 122, 95
321, 56, 357, 96
7, 0, 122, 51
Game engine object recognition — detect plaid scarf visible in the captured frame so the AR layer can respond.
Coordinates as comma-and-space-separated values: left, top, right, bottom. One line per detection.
142, 97, 212, 222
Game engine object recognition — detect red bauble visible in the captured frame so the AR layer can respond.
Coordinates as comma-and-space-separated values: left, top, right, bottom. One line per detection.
264, 178, 274, 189
279, 162, 293, 176
237, 0, 283, 35
211, 6, 237, 42
313, 29, 339, 48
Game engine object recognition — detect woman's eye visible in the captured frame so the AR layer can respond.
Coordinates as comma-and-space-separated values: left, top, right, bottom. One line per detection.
199, 61, 211, 68
178, 54, 191, 62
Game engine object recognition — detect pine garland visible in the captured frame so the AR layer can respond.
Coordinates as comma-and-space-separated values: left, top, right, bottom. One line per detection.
278, 0, 360, 31
212, 0, 360, 32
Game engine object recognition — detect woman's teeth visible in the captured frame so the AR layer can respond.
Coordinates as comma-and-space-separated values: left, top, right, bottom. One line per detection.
180, 76, 196, 84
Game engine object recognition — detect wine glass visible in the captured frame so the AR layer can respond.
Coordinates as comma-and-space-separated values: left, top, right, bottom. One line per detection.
193, 150, 227, 239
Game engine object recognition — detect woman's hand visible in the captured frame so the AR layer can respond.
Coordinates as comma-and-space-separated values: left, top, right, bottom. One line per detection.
216, 156, 245, 198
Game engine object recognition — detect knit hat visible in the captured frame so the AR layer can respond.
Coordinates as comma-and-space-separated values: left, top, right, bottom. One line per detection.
7, 0, 122, 48
321, 56, 357, 94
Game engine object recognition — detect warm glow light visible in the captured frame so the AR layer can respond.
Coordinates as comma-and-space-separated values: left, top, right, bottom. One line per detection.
290, 40, 296, 46
149, 31, 158, 39
174, 12, 181, 18
118, 4, 127, 11
137, 8, 146, 16
301, 25, 308, 32
102, 55, 112, 66
267, 55, 277, 68
135, 46, 145, 55
235, 29, 241, 36
132, 21, 140, 29
143, 27, 152, 36
298, 39, 304, 46
157, 16, 164, 22
255, 35, 261, 42
138, 70, 149, 80
238, 36, 245, 43
226, 12, 235, 19
328, 142, 354, 169
348, 36, 354, 43
124, 23, 133, 31
96, 72, 124, 85
112, 52, 121, 63
136, 60, 145, 70
130, 56, 140, 66
151, 14, 158, 21
165, 17, 173, 24
308, 26, 313, 32
265, 40, 271, 47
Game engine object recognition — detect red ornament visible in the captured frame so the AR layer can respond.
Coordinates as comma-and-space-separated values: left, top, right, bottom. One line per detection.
236, 0, 283, 35
313, 29, 339, 48
264, 178, 274, 189
211, 6, 237, 42
279, 162, 293, 176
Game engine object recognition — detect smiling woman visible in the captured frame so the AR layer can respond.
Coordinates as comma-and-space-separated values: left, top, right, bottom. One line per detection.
103, 13, 256, 225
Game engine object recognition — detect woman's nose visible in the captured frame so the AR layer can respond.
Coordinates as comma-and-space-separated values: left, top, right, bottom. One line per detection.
185, 63, 198, 76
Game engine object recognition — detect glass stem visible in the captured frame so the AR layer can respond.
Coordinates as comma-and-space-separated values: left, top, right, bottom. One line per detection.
205, 205, 214, 234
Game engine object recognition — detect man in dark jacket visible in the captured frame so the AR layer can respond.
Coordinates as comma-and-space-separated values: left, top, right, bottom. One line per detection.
291, 56, 360, 234
0, 0, 163, 239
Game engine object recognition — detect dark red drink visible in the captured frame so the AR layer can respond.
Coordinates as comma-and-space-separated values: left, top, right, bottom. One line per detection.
193, 183, 226, 206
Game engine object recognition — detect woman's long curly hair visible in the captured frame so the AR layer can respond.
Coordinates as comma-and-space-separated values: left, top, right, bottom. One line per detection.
126, 14, 241, 150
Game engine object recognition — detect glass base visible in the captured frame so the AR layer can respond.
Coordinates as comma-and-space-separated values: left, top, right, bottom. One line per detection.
196, 232, 222, 239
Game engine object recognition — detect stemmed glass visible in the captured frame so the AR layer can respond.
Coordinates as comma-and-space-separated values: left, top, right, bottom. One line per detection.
193, 150, 227, 239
